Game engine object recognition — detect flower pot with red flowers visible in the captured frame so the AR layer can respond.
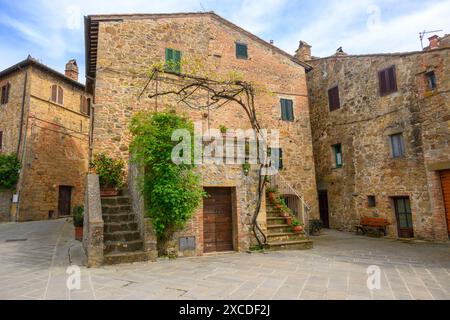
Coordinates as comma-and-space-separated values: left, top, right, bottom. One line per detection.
91, 153, 125, 197
291, 219, 304, 233
285, 216, 293, 226
267, 187, 277, 203
73, 206, 84, 241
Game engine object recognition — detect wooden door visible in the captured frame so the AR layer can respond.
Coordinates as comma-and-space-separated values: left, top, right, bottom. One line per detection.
440, 170, 450, 237
394, 197, 414, 238
318, 190, 330, 228
58, 186, 72, 217
203, 188, 233, 253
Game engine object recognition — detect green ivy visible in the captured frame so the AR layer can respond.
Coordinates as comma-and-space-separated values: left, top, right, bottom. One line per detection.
91, 153, 125, 188
130, 110, 206, 256
0, 154, 21, 191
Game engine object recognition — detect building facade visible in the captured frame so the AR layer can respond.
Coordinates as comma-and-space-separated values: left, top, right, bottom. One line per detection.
85, 12, 319, 256
0, 57, 91, 222
305, 37, 450, 241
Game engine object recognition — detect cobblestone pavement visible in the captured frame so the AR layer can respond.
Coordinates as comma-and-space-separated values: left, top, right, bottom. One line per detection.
1, 220, 449, 300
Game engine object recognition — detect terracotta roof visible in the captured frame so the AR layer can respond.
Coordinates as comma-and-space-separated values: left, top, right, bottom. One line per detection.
84, 11, 313, 80
0, 56, 85, 90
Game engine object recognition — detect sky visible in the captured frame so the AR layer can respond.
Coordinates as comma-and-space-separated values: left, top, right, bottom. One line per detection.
1, 0, 449, 84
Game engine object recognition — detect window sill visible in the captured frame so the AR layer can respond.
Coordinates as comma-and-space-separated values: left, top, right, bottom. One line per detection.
236, 56, 249, 60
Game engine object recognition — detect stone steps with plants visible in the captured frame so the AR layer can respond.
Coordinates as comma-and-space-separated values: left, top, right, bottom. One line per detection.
264, 188, 312, 251
101, 195, 147, 265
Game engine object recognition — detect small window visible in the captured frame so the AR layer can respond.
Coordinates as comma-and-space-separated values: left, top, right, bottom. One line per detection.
51, 85, 64, 105
0, 131, 3, 150
269, 148, 283, 170
1, 83, 10, 105
280, 99, 294, 122
368, 196, 376, 207
379, 66, 397, 96
426, 71, 437, 90
328, 86, 340, 111
390, 133, 405, 158
165, 48, 182, 73
332, 144, 343, 168
80, 96, 91, 116
236, 43, 248, 59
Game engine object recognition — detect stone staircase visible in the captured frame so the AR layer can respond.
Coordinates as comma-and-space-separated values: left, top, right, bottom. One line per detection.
102, 195, 147, 265
265, 196, 313, 250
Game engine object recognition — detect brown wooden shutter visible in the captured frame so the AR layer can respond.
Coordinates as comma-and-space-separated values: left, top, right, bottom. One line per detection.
0, 131, 3, 149
388, 66, 397, 92
328, 86, 340, 111
51, 85, 57, 102
379, 70, 387, 95
57, 86, 64, 105
80, 96, 86, 114
5, 83, 10, 104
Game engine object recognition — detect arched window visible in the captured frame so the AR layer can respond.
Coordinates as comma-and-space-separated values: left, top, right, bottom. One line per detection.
51, 85, 64, 105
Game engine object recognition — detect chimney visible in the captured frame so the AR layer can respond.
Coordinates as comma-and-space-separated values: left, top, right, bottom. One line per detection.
428, 35, 440, 50
295, 40, 312, 61
65, 59, 79, 81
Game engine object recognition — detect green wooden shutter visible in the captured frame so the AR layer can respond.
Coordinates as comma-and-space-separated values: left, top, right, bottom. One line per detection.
287, 100, 294, 121
174, 50, 182, 73
280, 99, 287, 120
165, 48, 173, 71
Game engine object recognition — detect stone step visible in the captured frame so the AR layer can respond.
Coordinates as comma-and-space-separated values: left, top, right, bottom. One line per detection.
103, 213, 136, 223
267, 232, 307, 243
267, 217, 288, 225
267, 225, 293, 234
101, 197, 131, 206
104, 222, 139, 233
104, 240, 144, 254
103, 251, 148, 265
102, 205, 132, 214
104, 231, 141, 242
266, 240, 313, 251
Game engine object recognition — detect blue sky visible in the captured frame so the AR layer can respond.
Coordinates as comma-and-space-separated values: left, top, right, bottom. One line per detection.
1, 0, 449, 84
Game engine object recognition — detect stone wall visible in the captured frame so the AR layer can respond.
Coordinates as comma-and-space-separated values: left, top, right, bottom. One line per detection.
308, 48, 450, 240
0, 191, 13, 222
17, 67, 90, 221
91, 14, 318, 254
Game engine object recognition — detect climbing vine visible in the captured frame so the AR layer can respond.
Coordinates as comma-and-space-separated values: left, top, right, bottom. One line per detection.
0, 154, 21, 191
130, 111, 206, 256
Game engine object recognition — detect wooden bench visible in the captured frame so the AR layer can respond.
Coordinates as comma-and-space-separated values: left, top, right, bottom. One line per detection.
356, 217, 390, 236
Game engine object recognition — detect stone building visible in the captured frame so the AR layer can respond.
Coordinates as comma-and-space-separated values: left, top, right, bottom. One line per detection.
0, 56, 91, 222
84, 12, 318, 261
304, 37, 450, 240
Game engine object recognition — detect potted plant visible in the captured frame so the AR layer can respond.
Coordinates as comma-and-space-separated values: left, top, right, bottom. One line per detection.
242, 163, 251, 176
91, 153, 125, 197
275, 198, 287, 211
309, 219, 324, 236
267, 187, 277, 203
292, 219, 304, 233
219, 125, 228, 135
285, 214, 293, 226
73, 206, 84, 241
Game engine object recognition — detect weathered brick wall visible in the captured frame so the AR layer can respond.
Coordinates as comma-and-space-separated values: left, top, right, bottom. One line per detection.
308, 48, 450, 240
17, 68, 90, 221
92, 15, 318, 253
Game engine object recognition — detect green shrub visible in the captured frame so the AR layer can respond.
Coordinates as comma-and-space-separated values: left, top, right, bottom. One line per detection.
0, 154, 21, 190
91, 153, 125, 188
291, 219, 301, 227
72, 206, 84, 228
130, 110, 206, 257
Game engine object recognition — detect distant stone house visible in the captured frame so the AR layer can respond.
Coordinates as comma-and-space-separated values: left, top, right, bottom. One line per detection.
84, 12, 319, 261
0, 57, 91, 222
304, 37, 450, 241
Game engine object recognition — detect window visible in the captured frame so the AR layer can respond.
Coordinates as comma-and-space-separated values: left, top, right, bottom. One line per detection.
165, 48, 182, 73
332, 144, 343, 168
280, 99, 294, 122
269, 148, 283, 170
390, 133, 405, 158
51, 85, 64, 105
236, 43, 248, 59
426, 71, 437, 90
368, 196, 376, 207
328, 86, 340, 111
379, 66, 397, 96
1, 83, 10, 105
80, 96, 91, 116
0, 131, 3, 150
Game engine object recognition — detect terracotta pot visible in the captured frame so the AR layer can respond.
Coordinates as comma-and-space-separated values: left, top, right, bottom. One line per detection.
275, 204, 282, 210
268, 193, 276, 202
286, 217, 293, 226
75, 227, 83, 241
292, 226, 303, 233
100, 187, 119, 197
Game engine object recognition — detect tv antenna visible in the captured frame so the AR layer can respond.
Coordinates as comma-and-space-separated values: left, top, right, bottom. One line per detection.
419, 29, 443, 49
200, 2, 206, 12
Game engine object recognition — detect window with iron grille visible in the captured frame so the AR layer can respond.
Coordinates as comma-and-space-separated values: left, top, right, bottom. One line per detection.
236, 43, 248, 59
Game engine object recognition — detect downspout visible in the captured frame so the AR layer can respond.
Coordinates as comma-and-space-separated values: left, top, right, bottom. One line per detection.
17, 69, 28, 155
